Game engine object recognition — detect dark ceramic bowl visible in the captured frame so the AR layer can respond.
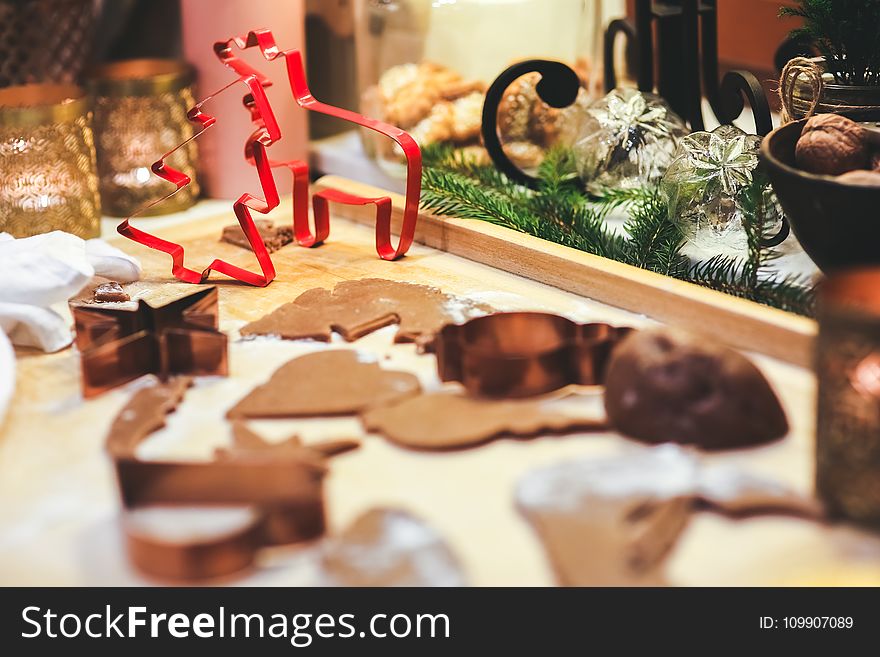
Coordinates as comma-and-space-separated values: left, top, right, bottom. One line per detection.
761, 116, 880, 273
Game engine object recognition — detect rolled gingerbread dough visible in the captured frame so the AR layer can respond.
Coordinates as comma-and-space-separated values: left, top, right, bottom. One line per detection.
239, 278, 489, 343
226, 350, 422, 419
361, 391, 607, 450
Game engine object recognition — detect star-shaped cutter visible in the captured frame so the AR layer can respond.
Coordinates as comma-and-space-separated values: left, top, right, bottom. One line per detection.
70, 287, 228, 398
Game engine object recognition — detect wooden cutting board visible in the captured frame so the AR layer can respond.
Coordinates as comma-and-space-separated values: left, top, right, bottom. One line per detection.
314, 175, 816, 368
0, 195, 877, 587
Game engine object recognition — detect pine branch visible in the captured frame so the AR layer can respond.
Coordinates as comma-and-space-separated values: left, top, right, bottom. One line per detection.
619, 190, 689, 277
420, 146, 816, 316
421, 168, 533, 230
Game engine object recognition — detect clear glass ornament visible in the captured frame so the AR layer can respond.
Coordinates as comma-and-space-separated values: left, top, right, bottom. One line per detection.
661, 124, 784, 258
573, 88, 688, 193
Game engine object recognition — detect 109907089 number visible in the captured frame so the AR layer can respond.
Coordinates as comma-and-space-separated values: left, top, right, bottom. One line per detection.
783, 617, 853, 629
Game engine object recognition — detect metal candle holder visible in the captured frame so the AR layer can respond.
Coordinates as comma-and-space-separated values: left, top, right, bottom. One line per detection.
603, 0, 772, 135
88, 59, 199, 217
816, 269, 880, 527
0, 83, 100, 238
481, 0, 773, 188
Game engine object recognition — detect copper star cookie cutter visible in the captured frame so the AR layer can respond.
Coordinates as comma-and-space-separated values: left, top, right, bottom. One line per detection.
70, 287, 228, 398
434, 312, 633, 398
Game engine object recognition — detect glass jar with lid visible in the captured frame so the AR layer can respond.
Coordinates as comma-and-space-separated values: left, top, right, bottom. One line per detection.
356, 0, 615, 176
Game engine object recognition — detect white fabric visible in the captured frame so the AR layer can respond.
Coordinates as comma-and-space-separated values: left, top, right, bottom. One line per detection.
85, 238, 142, 283
0, 302, 73, 354
0, 231, 142, 353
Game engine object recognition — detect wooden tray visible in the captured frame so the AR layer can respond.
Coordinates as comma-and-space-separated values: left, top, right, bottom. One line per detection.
2, 194, 878, 587
314, 175, 816, 367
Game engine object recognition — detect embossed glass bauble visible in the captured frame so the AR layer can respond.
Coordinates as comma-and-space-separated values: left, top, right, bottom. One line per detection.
573, 88, 688, 193
661, 124, 784, 257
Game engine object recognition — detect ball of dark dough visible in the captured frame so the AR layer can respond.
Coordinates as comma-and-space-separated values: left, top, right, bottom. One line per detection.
603, 329, 788, 450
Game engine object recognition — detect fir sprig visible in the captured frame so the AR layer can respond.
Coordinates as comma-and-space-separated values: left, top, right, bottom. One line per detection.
780, 0, 880, 86
420, 146, 815, 316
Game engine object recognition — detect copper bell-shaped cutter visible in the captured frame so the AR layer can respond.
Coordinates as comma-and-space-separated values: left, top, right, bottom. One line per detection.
434, 312, 633, 398
70, 287, 228, 397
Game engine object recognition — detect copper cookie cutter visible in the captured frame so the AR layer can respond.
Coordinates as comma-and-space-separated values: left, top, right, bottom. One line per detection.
71, 287, 228, 398
106, 379, 356, 581
116, 454, 328, 581
435, 312, 633, 398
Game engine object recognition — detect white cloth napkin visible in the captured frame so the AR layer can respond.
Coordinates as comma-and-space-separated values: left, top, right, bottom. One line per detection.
0, 231, 142, 423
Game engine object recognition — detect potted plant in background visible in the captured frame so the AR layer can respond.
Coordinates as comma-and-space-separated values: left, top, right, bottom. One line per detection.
778, 0, 880, 120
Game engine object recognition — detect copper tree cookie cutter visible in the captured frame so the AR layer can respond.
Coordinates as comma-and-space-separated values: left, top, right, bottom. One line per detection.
106, 379, 357, 581
70, 287, 228, 398
434, 312, 633, 398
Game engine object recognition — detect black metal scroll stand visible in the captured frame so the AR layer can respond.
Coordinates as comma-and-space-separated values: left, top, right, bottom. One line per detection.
603, 0, 772, 135
480, 0, 787, 247
480, 59, 581, 188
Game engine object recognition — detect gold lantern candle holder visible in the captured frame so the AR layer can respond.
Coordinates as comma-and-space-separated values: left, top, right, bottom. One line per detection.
0, 83, 101, 239
816, 269, 880, 526
88, 59, 199, 217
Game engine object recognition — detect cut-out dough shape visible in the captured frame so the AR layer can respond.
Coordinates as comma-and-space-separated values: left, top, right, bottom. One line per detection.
318, 508, 467, 587
218, 422, 360, 466
516, 445, 823, 586
361, 391, 607, 450
239, 278, 489, 343
221, 219, 293, 254
226, 350, 422, 419
106, 377, 192, 458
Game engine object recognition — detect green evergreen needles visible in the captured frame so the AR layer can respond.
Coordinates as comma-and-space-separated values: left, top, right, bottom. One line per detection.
420, 144, 815, 316
780, 0, 880, 86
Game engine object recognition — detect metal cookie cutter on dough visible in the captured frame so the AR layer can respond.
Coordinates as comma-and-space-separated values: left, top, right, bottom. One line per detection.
117, 452, 327, 582
434, 312, 634, 398
70, 286, 228, 398
105, 379, 344, 582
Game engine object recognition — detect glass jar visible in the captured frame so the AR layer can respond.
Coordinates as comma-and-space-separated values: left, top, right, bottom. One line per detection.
357, 0, 610, 176
0, 83, 100, 239
88, 59, 199, 217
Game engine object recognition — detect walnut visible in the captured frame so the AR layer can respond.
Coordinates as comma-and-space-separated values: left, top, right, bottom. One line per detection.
795, 113, 869, 176
837, 169, 880, 186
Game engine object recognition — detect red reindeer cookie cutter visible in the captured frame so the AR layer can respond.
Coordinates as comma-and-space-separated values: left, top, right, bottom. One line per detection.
214, 29, 422, 261
118, 28, 422, 287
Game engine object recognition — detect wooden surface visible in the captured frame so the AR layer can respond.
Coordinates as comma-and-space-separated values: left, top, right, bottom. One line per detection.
1, 198, 878, 586
315, 176, 817, 368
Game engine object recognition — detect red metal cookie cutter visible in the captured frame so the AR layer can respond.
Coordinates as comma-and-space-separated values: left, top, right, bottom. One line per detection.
117, 28, 422, 287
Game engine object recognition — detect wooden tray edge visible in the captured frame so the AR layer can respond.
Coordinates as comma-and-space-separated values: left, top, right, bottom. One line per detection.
314, 175, 817, 368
